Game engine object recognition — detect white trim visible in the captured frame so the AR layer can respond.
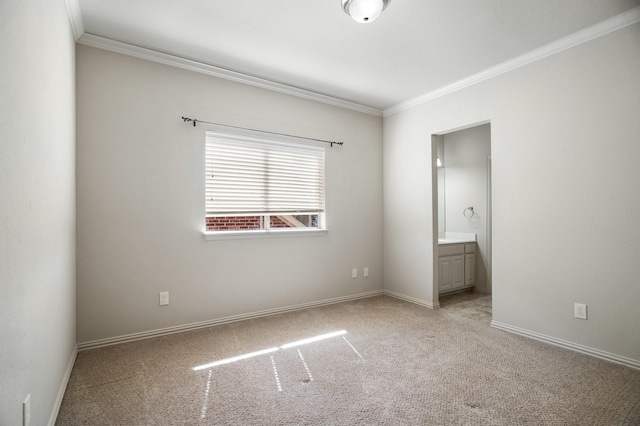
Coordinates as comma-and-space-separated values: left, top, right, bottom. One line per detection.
384, 289, 440, 309
203, 228, 328, 240
485, 154, 492, 294
77, 290, 383, 351
384, 6, 640, 117
435, 120, 491, 136
47, 346, 77, 426
63, 0, 84, 41
76, 33, 383, 117
491, 320, 640, 371
67, 6, 639, 117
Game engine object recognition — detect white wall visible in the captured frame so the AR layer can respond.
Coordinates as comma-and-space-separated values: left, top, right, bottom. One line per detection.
436, 136, 445, 233
443, 124, 491, 291
76, 45, 383, 344
384, 23, 640, 363
0, 1, 76, 424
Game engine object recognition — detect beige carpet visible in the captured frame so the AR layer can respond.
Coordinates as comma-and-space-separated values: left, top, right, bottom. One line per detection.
56, 293, 640, 425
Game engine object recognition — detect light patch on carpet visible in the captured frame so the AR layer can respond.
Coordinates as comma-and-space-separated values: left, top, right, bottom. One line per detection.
343, 336, 363, 359
297, 349, 314, 382
270, 356, 282, 392
280, 330, 347, 349
200, 369, 212, 419
193, 330, 347, 371
192, 347, 279, 370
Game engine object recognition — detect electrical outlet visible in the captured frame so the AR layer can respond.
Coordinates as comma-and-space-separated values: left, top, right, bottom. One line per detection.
352, 268, 358, 279
23, 394, 30, 426
159, 291, 169, 306
574, 303, 587, 320
363, 267, 369, 278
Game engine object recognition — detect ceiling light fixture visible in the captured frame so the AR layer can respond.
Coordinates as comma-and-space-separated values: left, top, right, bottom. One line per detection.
341, 0, 390, 23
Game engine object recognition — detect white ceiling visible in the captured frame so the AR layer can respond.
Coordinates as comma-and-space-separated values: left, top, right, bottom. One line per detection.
76, 0, 639, 112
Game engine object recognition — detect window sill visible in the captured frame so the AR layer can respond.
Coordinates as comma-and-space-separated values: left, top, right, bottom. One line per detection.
202, 228, 329, 241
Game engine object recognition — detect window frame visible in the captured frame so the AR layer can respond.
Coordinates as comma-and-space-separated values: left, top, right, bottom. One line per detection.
202, 129, 328, 240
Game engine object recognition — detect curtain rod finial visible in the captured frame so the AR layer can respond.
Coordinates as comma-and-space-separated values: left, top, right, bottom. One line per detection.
181, 116, 196, 126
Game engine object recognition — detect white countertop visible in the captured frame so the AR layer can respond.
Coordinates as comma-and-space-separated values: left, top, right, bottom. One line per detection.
438, 238, 476, 245
438, 232, 476, 245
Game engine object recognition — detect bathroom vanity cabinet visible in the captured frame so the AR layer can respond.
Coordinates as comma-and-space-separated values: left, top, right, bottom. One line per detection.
438, 242, 476, 293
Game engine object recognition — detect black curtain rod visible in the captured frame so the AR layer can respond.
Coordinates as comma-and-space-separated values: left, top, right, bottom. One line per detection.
181, 116, 344, 147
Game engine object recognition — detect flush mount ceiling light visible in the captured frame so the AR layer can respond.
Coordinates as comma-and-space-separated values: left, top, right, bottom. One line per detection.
341, 0, 390, 23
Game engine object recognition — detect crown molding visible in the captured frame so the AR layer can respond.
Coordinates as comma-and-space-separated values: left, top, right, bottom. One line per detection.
384, 6, 640, 117
63, 0, 84, 41
77, 33, 383, 117
70, 5, 639, 118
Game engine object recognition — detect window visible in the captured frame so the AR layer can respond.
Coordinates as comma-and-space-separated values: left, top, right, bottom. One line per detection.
204, 131, 326, 237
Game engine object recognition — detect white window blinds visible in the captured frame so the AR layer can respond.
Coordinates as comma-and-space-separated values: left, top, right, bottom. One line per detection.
206, 132, 325, 216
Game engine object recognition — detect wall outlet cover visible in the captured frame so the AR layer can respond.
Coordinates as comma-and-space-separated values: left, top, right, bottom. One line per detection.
574, 303, 587, 320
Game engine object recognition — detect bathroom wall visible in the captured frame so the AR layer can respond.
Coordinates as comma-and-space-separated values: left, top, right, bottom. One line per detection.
436, 136, 445, 233
443, 124, 491, 292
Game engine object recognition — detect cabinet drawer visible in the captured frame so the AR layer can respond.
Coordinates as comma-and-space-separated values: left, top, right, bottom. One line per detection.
465, 243, 476, 253
439, 244, 464, 256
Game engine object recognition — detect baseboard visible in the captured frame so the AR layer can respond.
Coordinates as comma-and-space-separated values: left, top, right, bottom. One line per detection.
439, 287, 475, 296
48, 345, 77, 426
77, 290, 384, 351
384, 289, 440, 309
491, 320, 640, 371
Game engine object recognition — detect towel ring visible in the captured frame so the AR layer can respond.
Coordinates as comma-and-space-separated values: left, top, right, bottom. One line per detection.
463, 207, 475, 218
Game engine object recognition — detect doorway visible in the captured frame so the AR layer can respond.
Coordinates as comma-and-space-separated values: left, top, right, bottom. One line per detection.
432, 122, 492, 307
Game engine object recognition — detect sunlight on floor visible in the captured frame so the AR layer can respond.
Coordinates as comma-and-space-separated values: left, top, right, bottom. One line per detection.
192, 347, 279, 371
195, 329, 362, 419
270, 355, 282, 392
192, 330, 347, 371
280, 330, 347, 349
297, 348, 314, 382
342, 336, 363, 358
199, 369, 213, 419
